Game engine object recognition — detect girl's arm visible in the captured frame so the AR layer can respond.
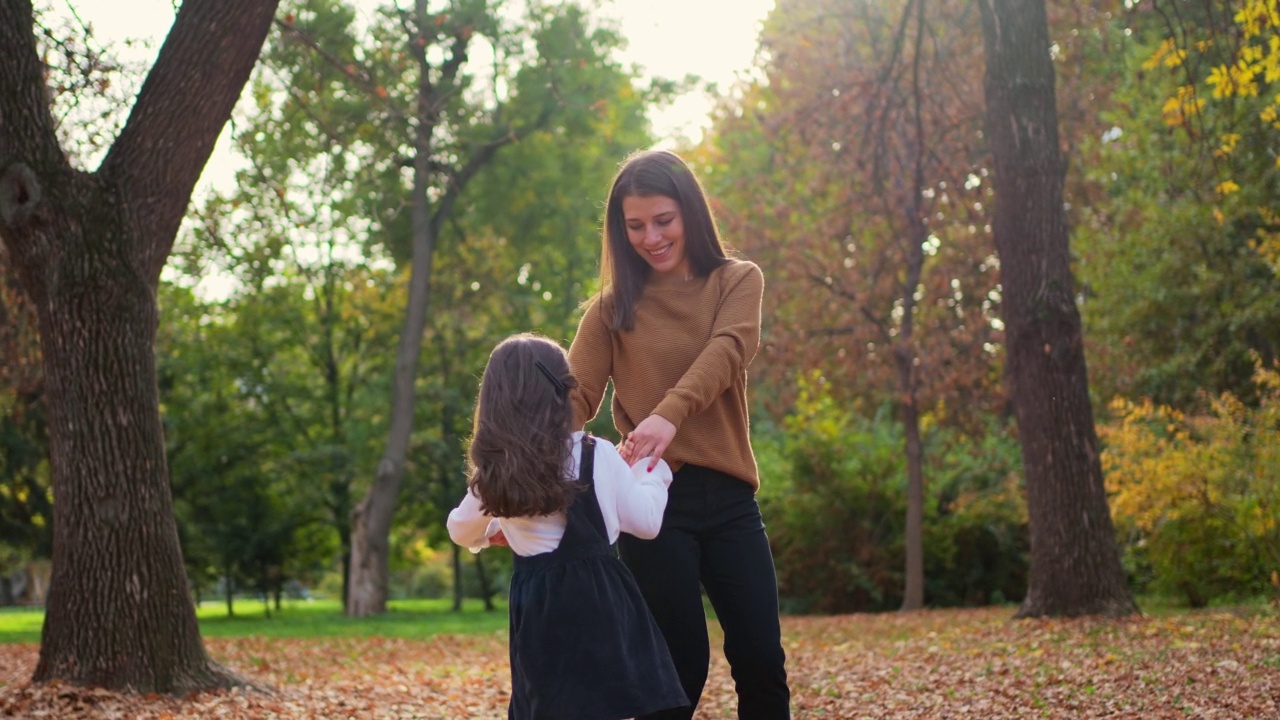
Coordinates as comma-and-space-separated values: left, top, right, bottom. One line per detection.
447, 490, 500, 553
595, 440, 672, 540
566, 297, 613, 430
652, 262, 763, 428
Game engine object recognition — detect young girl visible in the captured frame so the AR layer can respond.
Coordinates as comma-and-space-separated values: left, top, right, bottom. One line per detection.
447, 333, 688, 720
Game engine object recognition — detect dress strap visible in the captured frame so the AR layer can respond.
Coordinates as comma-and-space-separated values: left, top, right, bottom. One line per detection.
580, 433, 596, 487
551, 433, 609, 548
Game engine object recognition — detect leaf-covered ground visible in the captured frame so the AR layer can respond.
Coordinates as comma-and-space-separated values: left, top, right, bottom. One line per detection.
2, 607, 1278, 718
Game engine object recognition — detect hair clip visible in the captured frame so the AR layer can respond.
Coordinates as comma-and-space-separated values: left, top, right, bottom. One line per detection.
534, 360, 568, 395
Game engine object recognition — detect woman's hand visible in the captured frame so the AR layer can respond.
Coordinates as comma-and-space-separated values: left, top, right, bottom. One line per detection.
623, 414, 677, 471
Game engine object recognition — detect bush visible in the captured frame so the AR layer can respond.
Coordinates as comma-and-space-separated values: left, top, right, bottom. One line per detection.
389, 528, 457, 600
759, 375, 1027, 613
1101, 361, 1280, 607
757, 376, 905, 613
923, 424, 1028, 607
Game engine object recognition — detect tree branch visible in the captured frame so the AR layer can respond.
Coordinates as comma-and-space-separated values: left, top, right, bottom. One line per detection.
429, 100, 552, 239
274, 17, 408, 125
0, 0, 65, 279
806, 269, 891, 344
98, 0, 280, 278
0, 1, 63, 175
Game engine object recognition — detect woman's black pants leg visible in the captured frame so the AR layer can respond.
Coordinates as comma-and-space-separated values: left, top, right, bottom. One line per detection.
619, 464, 791, 720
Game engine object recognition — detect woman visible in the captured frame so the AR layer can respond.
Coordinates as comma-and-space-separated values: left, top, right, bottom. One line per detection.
567, 149, 791, 719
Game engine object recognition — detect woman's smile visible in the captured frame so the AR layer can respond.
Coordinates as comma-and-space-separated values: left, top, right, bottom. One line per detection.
623, 194, 690, 279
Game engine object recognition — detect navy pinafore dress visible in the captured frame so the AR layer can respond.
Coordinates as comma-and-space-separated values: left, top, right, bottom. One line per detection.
507, 435, 688, 720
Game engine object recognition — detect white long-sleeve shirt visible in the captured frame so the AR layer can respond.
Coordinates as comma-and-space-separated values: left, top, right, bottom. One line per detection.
447, 432, 673, 557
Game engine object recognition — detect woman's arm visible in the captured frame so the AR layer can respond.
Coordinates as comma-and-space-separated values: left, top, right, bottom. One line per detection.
651, 262, 763, 428
566, 297, 613, 430
624, 262, 763, 467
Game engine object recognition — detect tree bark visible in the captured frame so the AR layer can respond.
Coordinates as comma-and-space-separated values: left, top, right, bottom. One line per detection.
0, 0, 279, 692
897, 345, 925, 611
897, 0, 930, 613
977, 0, 1137, 617
895, 207, 926, 612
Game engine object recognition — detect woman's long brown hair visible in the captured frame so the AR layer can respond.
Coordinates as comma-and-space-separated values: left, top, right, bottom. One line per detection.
600, 149, 731, 331
467, 334, 582, 518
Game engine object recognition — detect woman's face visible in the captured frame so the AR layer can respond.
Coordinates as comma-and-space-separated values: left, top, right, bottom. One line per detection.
622, 193, 691, 279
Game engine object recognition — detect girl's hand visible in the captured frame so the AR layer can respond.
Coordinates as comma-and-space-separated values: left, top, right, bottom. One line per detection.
625, 414, 677, 472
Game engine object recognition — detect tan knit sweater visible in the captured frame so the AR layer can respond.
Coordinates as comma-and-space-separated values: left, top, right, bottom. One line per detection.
568, 259, 763, 490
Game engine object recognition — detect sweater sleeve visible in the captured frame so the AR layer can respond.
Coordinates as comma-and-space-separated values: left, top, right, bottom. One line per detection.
653, 262, 763, 428
446, 490, 500, 554
567, 296, 613, 430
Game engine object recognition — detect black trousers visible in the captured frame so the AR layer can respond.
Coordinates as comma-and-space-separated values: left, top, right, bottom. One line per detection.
618, 463, 791, 720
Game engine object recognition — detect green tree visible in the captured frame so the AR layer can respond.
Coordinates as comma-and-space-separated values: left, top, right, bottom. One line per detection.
1071, 2, 1280, 409
0, 386, 51, 605
233, 0, 664, 615
157, 282, 357, 614
0, 243, 48, 602
185, 179, 406, 608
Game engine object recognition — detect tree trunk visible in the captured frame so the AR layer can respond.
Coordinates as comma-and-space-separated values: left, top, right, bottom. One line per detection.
339, 526, 352, 611
898, 355, 925, 611
31, 267, 246, 689
977, 0, 1137, 618
474, 552, 495, 612
346, 12, 510, 615
325, 459, 352, 612
342, 6, 538, 616
225, 568, 235, 618
452, 544, 464, 612
0, 0, 279, 692
346, 66, 440, 616
897, 0, 930, 610
895, 222, 926, 611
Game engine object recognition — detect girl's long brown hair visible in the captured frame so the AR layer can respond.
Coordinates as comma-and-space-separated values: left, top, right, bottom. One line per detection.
467, 334, 581, 518
600, 149, 731, 331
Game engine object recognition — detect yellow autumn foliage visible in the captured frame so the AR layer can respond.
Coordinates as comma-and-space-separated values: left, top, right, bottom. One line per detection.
1157, 0, 1279, 211
1249, 209, 1280, 276
1101, 361, 1280, 603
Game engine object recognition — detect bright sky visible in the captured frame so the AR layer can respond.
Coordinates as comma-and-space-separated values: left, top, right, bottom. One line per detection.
68, 0, 774, 192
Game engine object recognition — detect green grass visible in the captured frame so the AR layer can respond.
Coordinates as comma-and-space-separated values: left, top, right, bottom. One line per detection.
3, 593, 1269, 645
0, 597, 510, 644
1132, 593, 1273, 617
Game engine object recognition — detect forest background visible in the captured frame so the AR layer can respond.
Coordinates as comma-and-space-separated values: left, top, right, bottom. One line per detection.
1, 0, 1278, 642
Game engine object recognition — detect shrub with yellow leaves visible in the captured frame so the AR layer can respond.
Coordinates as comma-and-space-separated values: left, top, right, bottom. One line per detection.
1101, 360, 1280, 607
